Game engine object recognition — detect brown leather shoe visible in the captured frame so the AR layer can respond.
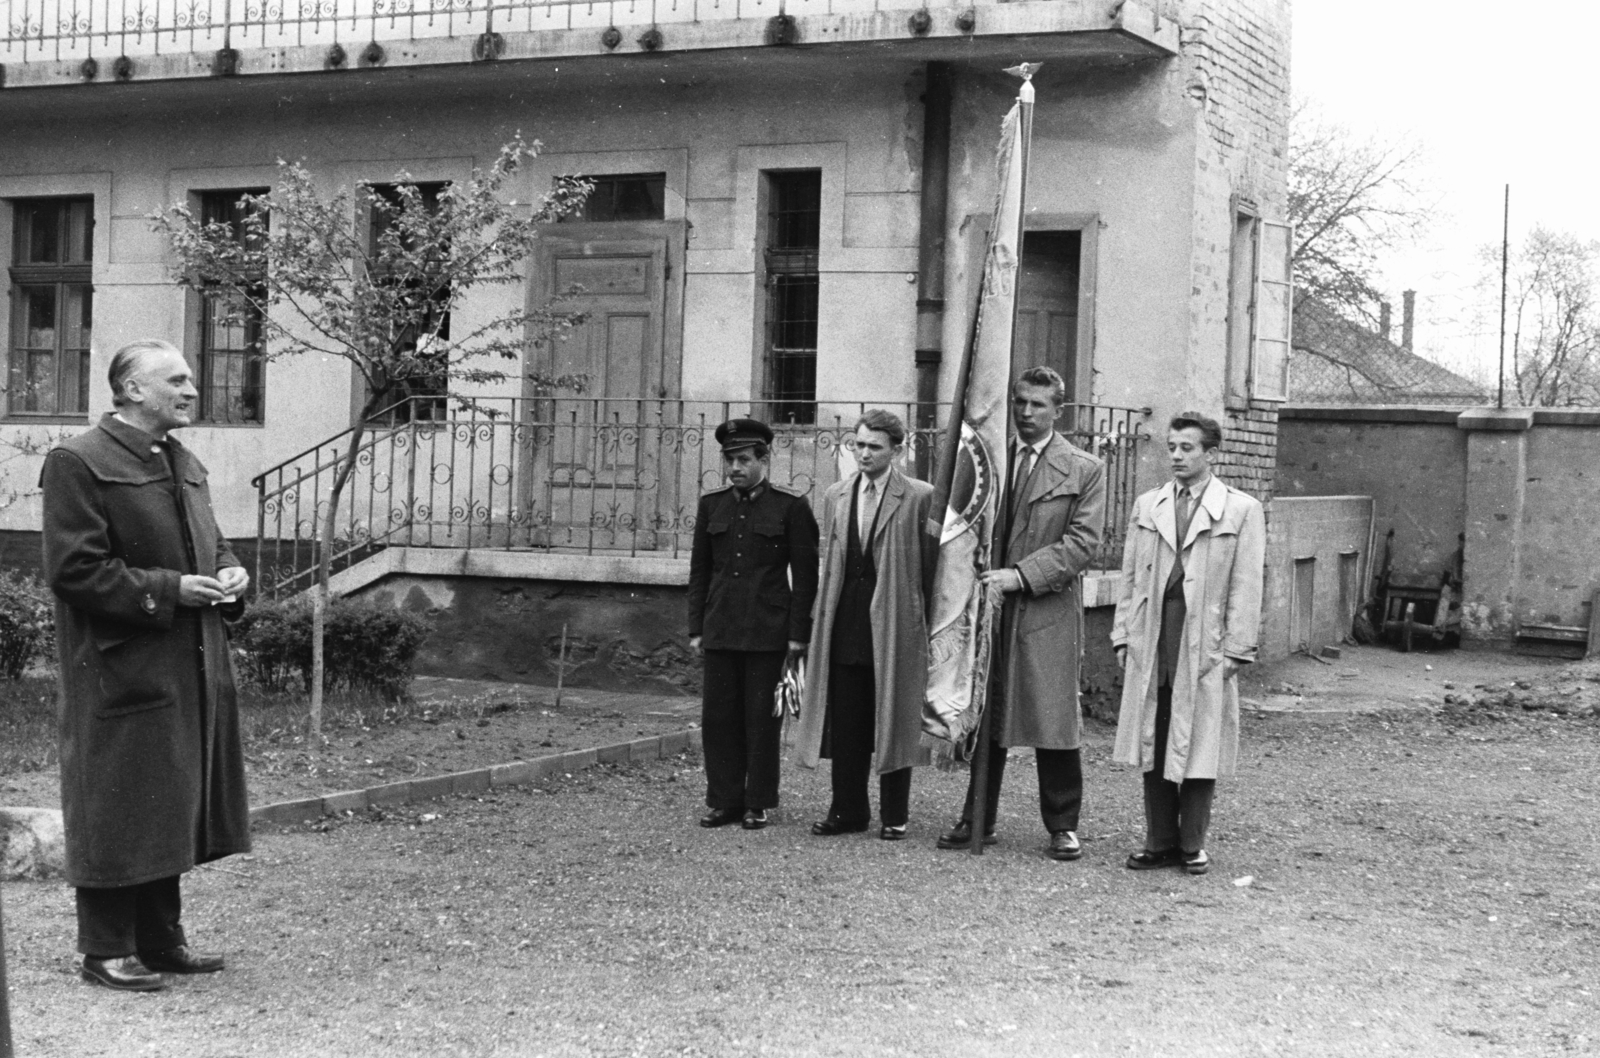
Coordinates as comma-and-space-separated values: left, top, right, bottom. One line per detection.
935, 820, 997, 849
140, 945, 224, 974
81, 955, 165, 991
700, 807, 743, 828
1047, 830, 1082, 861
1125, 848, 1182, 871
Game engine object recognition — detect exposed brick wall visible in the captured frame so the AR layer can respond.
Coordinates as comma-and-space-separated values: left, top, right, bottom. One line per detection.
1215, 400, 1279, 501
1181, 0, 1291, 502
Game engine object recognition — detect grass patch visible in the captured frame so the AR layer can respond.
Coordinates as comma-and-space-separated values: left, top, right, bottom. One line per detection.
0, 670, 529, 780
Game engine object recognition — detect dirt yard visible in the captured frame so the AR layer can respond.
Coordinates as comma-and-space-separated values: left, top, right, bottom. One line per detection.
2, 646, 1597, 1056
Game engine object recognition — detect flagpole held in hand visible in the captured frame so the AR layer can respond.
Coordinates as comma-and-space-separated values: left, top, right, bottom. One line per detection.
968, 62, 1039, 856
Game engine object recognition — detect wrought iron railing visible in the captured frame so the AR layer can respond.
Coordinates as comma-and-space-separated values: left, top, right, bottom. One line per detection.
2, 0, 1085, 62
251, 396, 1150, 598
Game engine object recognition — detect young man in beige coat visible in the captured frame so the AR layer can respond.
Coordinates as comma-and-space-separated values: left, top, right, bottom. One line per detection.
1111, 411, 1265, 875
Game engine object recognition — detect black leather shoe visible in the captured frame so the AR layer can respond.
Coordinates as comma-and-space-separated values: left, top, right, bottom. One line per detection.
1048, 830, 1082, 861
935, 820, 997, 849
741, 809, 769, 830
700, 807, 743, 828
1183, 849, 1210, 875
139, 945, 224, 974
1125, 848, 1182, 871
811, 817, 869, 836
81, 956, 165, 992
879, 824, 908, 841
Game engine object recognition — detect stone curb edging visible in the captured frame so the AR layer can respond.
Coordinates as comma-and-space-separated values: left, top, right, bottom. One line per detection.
248, 728, 703, 827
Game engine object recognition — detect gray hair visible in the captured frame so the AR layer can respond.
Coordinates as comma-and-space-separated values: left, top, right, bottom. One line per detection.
108, 339, 181, 407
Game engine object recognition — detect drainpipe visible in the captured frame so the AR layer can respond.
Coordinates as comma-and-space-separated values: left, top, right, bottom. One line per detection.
914, 62, 953, 477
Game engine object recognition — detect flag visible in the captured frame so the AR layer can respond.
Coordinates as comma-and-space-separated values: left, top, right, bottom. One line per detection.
923, 102, 1026, 755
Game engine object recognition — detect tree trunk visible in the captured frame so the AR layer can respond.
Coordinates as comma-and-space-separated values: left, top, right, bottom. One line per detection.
310, 414, 371, 738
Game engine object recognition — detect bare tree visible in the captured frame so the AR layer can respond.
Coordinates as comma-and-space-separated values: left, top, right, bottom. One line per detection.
1288, 97, 1435, 382
1484, 226, 1600, 407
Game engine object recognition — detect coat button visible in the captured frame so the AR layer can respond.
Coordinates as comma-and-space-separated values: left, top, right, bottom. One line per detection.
141, 595, 156, 613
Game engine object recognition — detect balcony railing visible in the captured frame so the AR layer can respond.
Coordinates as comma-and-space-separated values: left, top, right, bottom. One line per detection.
252, 396, 1150, 598
2, 0, 1134, 63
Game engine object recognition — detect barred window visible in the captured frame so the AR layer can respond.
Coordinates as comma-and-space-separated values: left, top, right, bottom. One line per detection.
8, 198, 92, 418
196, 190, 268, 424
761, 170, 821, 425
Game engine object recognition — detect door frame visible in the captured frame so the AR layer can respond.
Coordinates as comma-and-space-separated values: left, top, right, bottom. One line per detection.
962, 211, 1098, 404
524, 219, 687, 403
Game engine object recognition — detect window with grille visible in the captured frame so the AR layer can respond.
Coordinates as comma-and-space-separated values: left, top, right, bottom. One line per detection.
8, 198, 92, 418
367, 182, 450, 424
196, 190, 268, 424
761, 170, 821, 425
573, 173, 666, 223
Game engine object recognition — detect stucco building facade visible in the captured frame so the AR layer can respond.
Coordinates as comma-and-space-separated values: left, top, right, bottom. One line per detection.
0, 0, 1291, 687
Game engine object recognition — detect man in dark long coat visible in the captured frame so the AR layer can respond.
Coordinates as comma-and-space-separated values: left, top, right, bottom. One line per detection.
687, 418, 819, 831
793, 409, 937, 840
938, 366, 1106, 861
42, 339, 252, 992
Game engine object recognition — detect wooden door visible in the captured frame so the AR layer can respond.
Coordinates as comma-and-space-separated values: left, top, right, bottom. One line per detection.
525, 223, 683, 549
1013, 230, 1082, 401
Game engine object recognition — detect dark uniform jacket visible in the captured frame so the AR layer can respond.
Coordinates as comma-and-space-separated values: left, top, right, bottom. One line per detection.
687, 482, 820, 652
41, 414, 251, 888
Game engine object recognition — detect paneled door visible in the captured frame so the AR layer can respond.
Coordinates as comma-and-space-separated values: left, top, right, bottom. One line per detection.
525, 222, 684, 548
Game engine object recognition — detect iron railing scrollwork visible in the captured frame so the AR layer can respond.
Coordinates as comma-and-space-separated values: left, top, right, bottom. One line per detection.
251, 396, 1151, 598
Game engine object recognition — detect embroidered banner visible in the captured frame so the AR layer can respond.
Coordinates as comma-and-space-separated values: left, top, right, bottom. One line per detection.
922, 102, 1024, 752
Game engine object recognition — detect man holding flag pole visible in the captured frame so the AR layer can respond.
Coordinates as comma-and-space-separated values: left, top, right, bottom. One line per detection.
922, 64, 1106, 860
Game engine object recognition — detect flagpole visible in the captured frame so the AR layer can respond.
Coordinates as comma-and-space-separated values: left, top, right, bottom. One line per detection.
968, 63, 1038, 857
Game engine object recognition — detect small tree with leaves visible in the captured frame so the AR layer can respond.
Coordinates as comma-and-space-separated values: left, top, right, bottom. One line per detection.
153, 136, 589, 734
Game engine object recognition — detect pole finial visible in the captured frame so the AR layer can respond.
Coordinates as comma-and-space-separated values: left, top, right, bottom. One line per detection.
1003, 62, 1041, 81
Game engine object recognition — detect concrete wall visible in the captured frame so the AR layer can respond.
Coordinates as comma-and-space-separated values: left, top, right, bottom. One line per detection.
1277, 405, 1600, 646
1277, 408, 1466, 580
1260, 495, 1373, 661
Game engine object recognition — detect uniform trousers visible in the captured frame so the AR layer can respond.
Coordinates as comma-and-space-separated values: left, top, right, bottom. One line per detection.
823, 662, 912, 828
960, 739, 1083, 835
1142, 684, 1216, 855
75, 875, 185, 958
701, 649, 787, 811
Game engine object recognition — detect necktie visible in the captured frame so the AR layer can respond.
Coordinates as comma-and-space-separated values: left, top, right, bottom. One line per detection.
1011, 445, 1035, 516
1175, 486, 1193, 547
859, 479, 877, 541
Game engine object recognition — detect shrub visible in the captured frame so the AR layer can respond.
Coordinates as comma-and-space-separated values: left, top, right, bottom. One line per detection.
0, 569, 55, 680
234, 596, 432, 702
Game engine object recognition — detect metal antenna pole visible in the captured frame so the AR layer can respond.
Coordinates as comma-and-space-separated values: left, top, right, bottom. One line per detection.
1498, 185, 1510, 409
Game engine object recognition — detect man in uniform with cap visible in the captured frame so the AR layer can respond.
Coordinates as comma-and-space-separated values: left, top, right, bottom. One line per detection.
688, 418, 820, 830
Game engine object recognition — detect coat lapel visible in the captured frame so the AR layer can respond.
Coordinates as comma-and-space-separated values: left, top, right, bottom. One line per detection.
1006, 434, 1066, 552
833, 473, 857, 546
1153, 481, 1179, 553
1181, 476, 1228, 550
871, 469, 906, 547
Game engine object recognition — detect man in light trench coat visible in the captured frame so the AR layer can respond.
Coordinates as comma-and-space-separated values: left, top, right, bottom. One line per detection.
938, 366, 1106, 861
1111, 411, 1265, 875
793, 409, 937, 840
42, 339, 252, 991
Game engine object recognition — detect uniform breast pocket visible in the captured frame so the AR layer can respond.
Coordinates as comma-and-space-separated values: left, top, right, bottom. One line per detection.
753, 520, 786, 555
94, 634, 176, 718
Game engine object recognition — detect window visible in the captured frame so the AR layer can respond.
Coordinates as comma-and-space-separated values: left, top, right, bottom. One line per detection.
196, 189, 268, 424
760, 170, 821, 425
367, 182, 450, 424
1224, 210, 1294, 405
8, 198, 92, 418
573, 173, 665, 223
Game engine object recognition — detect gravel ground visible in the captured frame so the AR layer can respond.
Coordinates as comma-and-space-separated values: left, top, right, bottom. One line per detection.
4, 660, 1598, 1057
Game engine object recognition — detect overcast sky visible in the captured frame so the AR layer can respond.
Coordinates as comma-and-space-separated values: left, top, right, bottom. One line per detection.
1292, 0, 1599, 379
